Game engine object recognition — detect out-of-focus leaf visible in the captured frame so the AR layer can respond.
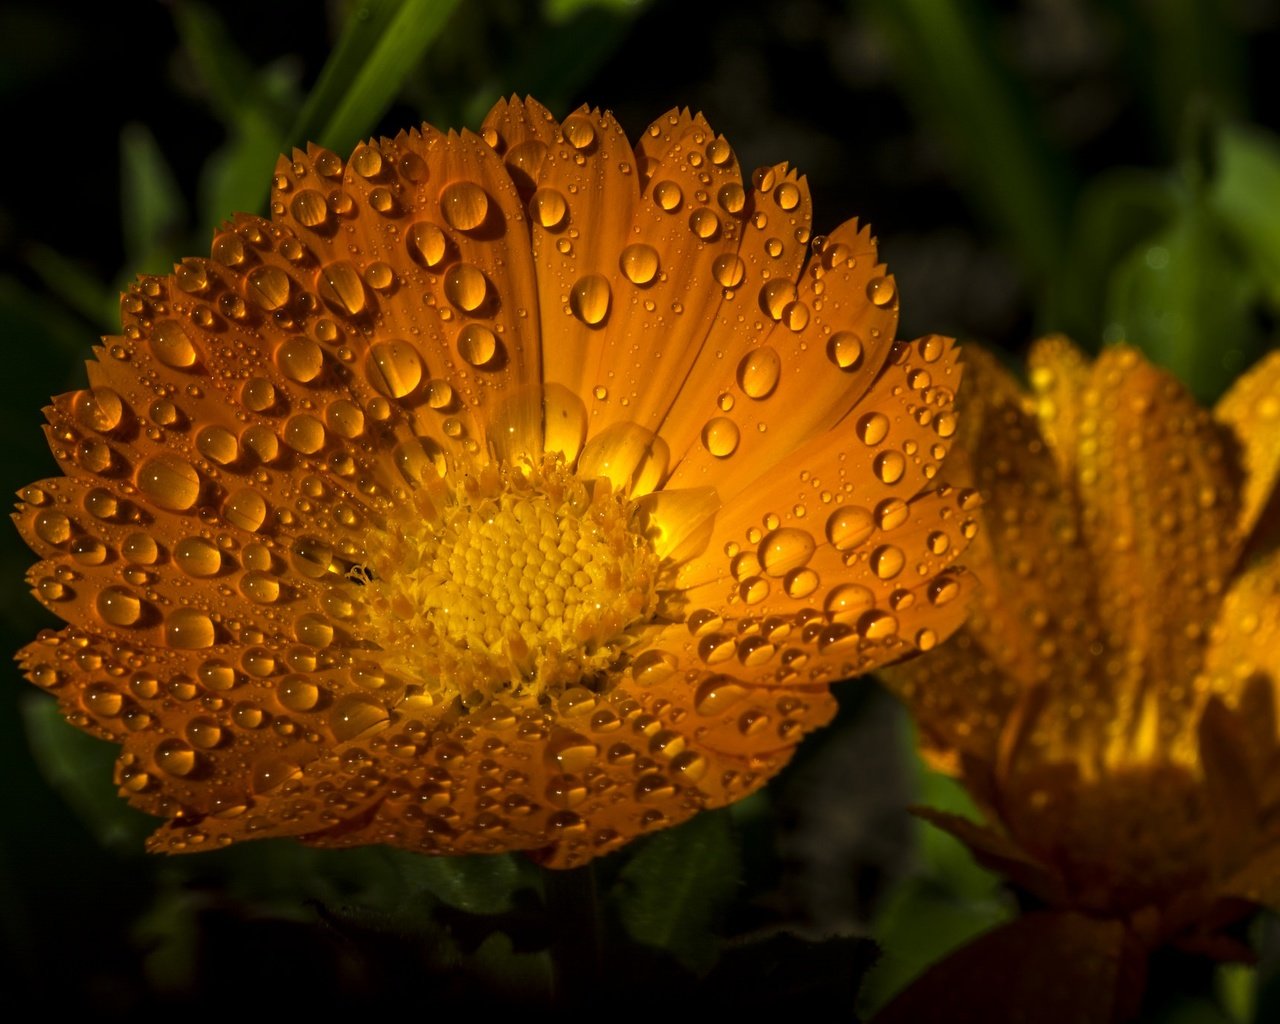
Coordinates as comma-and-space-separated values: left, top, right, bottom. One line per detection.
612, 808, 739, 974
1211, 124, 1280, 310
290, 0, 462, 155
542, 0, 645, 24
120, 122, 186, 276
1104, 197, 1259, 403
21, 694, 154, 854
1216, 963, 1255, 1024
24, 243, 117, 330
866, 0, 1072, 283
1048, 169, 1177, 347
402, 852, 527, 915
198, 110, 289, 231
172, 1, 293, 133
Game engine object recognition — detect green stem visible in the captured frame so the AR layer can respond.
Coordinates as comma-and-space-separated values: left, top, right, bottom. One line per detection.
544, 862, 603, 1007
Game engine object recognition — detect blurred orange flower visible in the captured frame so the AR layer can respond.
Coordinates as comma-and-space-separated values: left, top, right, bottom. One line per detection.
16, 98, 971, 867
883, 339, 1280, 965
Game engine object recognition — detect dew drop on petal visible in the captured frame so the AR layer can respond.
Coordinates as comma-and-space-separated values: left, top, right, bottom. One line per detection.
570, 275, 611, 326
444, 263, 488, 312
457, 324, 498, 367
151, 320, 199, 369
440, 181, 489, 231
701, 416, 739, 457
351, 145, 383, 178
530, 188, 568, 229
136, 456, 201, 511
653, 180, 682, 212
97, 586, 142, 627
408, 222, 448, 267
290, 189, 329, 227
826, 506, 875, 551
759, 528, 816, 576
857, 412, 890, 446
174, 536, 221, 577
874, 451, 906, 485
829, 331, 864, 370
318, 261, 366, 315
712, 253, 746, 289
368, 341, 423, 398
276, 336, 324, 383
165, 608, 215, 650
620, 244, 659, 285
736, 347, 781, 399
867, 276, 896, 307
246, 266, 290, 310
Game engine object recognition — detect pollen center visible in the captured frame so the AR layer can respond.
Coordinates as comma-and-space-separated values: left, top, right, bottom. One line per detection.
360, 457, 664, 706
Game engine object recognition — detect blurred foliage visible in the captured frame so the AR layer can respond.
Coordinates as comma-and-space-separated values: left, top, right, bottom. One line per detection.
3, 0, 1280, 1017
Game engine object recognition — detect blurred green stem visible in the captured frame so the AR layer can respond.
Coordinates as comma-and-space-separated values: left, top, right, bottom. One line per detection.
545, 862, 603, 1007
866, 0, 1073, 287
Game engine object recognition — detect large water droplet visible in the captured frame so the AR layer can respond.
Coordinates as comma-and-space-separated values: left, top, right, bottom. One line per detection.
330, 695, 390, 740
166, 608, 215, 650
826, 506, 874, 551
712, 253, 746, 288
368, 341, 423, 397
97, 586, 142, 626
874, 451, 906, 485
653, 180, 682, 211
224, 488, 268, 532
246, 266, 290, 310
444, 263, 488, 312
857, 412, 890, 446
440, 181, 489, 231
136, 456, 201, 511
317, 261, 366, 315
408, 221, 448, 267
290, 189, 329, 227
867, 276, 896, 307
530, 188, 567, 229
829, 332, 864, 370
701, 416, 740, 457
276, 336, 324, 383
151, 320, 199, 369
196, 426, 239, 466
759, 527, 815, 576
352, 145, 383, 179
736, 347, 781, 399
570, 275, 611, 326
620, 243, 659, 285
457, 324, 498, 366
284, 414, 326, 454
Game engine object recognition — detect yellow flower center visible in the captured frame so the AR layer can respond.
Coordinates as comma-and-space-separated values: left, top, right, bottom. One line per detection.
358, 457, 664, 706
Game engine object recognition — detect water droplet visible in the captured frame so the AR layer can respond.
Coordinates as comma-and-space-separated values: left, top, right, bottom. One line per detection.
224, 488, 268, 532
929, 575, 960, 606
440, 181, 489, 231
97, 586, 142, 626
149, 320, 199, 370
753, 166, 776, 192
871, 544, 905, 579
689, 208, 720, 239
717, 182, 745, 214
276, 336, 324, 383
737, 347, 781, 399
783, 567, 819, 598
874, 451, 906, 485
317, 261, 366, 315
712, 253, 746, 288
632, 650, 678, 687
874, 498, 909, 532
563, 114, 596, 150
857, 412, 889, 446
859, 611, 898, 640
570, 275, 611, 326
211, 232, 245, 266
246, 266, 290, 310
296, 613, 334, 648
174, 536, 220, 577
444, 263, 488, 312
867, 276, 896, 307
694, 676, 748, 715
330, 695, 390, 740
530, 188, 567, 228
276, 675, 319, 712
775, 182, 800, 210
829, 332, 864, 370
760, 280, 796, 320
368, 341, 423, 397
408, 221, 448, 267
701, 416, 740, 457
457, 323, 498, 366
352, 144, 383, 178
136, 456, 201, 511
156, 739, 197, 777
290, 189, 329, 227
122, 532, 159, 564
284, 414, 326, 454
620, 243, 659, 285
196, 426, 239, 466
759, 528, 815, 576
653, 179, 682, 211
242, 377, 276, 412
166, 608, 215, 650
425, 379, 454, 409
33, 511, 71, 545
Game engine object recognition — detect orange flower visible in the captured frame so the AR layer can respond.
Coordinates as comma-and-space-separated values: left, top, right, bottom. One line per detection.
883, 338, 1280, 950
16, 98, 971, 868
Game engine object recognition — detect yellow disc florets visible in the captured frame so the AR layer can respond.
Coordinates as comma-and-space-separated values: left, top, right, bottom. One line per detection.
359, 456, 665, 706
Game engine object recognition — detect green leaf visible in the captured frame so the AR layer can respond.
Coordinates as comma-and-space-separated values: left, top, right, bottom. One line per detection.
119, 122, 186, 276
23, 243, 117, 330
612, 808, 740, 974
402, 852, 527, 915
866, 0, 1073, 284
1104, 195, 1259, 403
541, 0, 645, 23
1211, 124, 1280, 310
20, 694, 154, 854
290, 0, 462, 155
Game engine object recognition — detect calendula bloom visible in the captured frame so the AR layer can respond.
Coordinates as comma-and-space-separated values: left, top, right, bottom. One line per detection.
881, 339, 1280, 992
16, 98, 971, 868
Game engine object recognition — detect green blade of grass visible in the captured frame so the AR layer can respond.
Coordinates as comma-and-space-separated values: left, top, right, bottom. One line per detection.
290, 0, 462, 154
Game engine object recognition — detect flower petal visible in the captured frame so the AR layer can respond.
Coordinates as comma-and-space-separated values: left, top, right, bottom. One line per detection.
1214, 347, 1280, 551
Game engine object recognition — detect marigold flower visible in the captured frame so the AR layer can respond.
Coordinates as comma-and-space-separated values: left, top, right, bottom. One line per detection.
882, 338, 1280, 953
17, 98, 971, 867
